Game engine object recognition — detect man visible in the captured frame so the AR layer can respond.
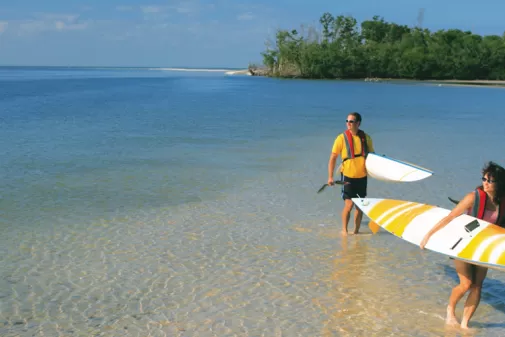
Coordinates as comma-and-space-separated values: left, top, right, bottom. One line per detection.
327, 112, 374, 236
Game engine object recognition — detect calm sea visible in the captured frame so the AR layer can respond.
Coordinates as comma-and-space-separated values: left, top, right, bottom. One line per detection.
1, 66, 505, 336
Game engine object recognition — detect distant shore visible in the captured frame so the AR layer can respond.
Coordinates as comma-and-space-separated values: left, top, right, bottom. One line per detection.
386, 78, 505, 88
361, 78, 505, 88
155, 67, 505, 87
425, 79, 505, 88
225, 69, 253, 76
241, 67, 505, 88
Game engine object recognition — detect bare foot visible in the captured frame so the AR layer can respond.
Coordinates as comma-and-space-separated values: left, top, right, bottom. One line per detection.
446, 307, 459, 327
460, 321, 474, 330
341, 231, 348, 237
352, 230, 359, 235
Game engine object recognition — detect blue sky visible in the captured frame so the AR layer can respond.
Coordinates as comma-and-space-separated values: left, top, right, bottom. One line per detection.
0, 0, 504, 68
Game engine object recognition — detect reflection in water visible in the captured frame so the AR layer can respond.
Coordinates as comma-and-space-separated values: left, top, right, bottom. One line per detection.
314, 236, 372, 336
310, 233, 490, 337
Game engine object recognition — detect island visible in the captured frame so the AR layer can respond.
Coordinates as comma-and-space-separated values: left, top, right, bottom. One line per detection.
246, 13, 505, 86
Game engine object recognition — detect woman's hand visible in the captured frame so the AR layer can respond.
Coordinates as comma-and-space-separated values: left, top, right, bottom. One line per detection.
420, 233, 431, 250
419, 191, 475, 250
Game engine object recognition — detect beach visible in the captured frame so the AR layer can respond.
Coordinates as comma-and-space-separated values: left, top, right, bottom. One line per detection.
249, 69, 505, 87
429, 79, 505, 88
1, 66, 505, 336
152, 67, 505, 87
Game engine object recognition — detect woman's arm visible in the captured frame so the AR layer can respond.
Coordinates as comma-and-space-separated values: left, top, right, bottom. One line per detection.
420, 191, 475, 249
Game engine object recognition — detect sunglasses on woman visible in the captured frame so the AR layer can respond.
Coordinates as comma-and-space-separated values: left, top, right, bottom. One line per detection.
482, 177, 496, 184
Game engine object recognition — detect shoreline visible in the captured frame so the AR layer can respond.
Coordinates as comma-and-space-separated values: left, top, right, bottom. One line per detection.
148, 67, 254, 76
424, 79, 505, 88
365, 78, 505, 88
243, 68, 505, 87
145, 65, 505, 88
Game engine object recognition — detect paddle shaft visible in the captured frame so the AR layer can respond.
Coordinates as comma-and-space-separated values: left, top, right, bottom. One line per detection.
317, 163, 346, 193
317, 180, 348, 193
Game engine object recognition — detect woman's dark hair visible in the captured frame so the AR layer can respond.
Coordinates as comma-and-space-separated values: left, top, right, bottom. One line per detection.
479, 161, 505, 204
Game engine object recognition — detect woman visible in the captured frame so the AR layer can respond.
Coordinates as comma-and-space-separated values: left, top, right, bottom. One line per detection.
420, 161, 505, 329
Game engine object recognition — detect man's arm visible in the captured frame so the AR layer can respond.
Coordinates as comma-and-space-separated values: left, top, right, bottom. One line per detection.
367, 135, 375, 153
328, 135, 342, 184
328, 152, 339, 184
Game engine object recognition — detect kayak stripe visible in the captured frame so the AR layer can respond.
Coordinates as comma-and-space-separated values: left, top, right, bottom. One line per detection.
369, 199, 410, 221
385, 204, 435, 237
458, 225, 505, 261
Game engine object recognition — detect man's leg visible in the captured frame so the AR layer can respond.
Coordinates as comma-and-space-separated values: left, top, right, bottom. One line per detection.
341, 199, 354, 236
340, 175, 355, 236
353, 177, 367, 234
353, 207, 363, 234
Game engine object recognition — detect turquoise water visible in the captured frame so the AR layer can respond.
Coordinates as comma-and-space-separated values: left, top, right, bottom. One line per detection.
1, 67, 505, 336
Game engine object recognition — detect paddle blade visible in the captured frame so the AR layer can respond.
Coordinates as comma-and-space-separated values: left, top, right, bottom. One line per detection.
369, 221, 380, 234
317, 184, 329, 193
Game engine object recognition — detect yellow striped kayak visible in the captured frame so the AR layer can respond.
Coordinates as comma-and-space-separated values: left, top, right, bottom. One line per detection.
353, 197, 505, 272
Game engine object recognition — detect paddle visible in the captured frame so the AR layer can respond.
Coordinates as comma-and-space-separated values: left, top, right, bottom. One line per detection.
317, 163, 347, 193
317, 180, 349, 193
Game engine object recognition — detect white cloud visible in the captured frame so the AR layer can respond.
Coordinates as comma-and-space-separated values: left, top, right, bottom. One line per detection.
0, 21, 8, 34
176, 7, 192, 14
18, 20, 49, 34
33, 13, 80, 23
141, 6, 165, 14
55, 21, 65, 30
99, 20, 180, 41
116, 6, 133, 12
168, 0, 214, 15
54, 20, 88, 31
237, 12, 254, 21
7, 13, 90, 36
0, 2, 276, 47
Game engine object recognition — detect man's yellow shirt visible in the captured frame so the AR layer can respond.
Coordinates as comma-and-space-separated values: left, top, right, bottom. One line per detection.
331, 132, 374, 178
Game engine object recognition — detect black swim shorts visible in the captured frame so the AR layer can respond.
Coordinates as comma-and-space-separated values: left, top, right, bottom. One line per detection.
341, 175, 368, 200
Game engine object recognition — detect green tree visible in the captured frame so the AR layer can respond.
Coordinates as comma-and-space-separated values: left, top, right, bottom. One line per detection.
259, 13, 505, 80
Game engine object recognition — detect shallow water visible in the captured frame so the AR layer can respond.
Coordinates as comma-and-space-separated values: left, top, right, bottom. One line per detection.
1, 67, 505, 336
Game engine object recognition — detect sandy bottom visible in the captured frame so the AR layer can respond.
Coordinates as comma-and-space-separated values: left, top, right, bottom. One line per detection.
2, 168, 505, 337
3, 126, 505, 336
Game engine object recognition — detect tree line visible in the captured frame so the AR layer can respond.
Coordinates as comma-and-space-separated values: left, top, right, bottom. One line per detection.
257, 13, 505, 80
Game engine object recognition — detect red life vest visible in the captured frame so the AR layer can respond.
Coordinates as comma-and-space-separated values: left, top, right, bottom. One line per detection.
470, 187, 505, 226
342, 129, 368, 163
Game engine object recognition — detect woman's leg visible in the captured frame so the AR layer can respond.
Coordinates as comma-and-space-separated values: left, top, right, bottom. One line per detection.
460, 265, 488, 329
446, 260, 473, 325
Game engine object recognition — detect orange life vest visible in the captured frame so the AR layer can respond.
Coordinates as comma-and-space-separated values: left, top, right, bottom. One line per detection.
342, 129, 368, 163
470, 187, 505, 226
